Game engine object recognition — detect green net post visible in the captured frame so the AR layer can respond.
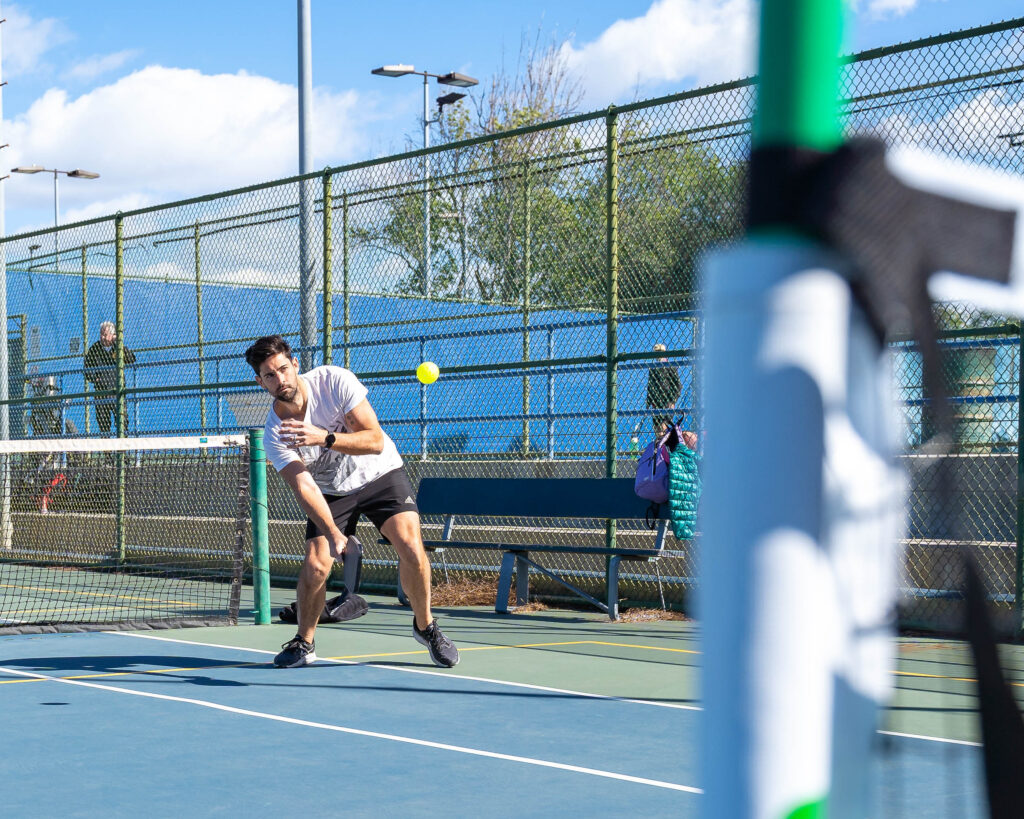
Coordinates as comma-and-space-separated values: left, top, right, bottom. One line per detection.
753, 0, 843, 154
249, 428, 271, 624
322, 172, 333, 367
605, 106, 619, 556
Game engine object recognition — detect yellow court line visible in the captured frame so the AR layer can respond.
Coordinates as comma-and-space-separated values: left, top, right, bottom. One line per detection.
583, 640, 700, 655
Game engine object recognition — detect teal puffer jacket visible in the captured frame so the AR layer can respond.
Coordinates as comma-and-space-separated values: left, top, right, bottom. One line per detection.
668, 445, 701, 541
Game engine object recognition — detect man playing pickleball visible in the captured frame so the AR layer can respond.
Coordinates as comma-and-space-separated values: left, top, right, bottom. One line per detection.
245, 335, 459, 668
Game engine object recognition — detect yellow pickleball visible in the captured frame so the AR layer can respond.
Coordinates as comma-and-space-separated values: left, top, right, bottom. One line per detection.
416, 361, 439, 384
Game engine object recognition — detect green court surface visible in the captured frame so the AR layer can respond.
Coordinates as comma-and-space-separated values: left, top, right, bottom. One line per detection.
183, 589, 699, 705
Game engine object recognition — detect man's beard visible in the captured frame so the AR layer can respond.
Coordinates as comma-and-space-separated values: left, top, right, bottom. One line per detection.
276, 384, 297, 402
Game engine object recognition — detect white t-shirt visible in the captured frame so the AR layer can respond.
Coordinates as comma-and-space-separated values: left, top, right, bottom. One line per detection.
263, 366, 403, 495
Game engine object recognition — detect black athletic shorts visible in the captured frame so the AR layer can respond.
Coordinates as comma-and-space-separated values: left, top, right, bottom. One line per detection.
305, 467, 419, 541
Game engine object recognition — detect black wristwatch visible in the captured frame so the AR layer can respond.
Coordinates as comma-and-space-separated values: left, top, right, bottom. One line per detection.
322, 432, 336, 450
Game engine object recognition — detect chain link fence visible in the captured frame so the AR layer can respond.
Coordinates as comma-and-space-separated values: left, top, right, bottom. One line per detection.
3, 19, 1023, 625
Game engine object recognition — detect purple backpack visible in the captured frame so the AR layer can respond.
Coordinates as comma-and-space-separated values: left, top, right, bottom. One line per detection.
634, 433, 672, 503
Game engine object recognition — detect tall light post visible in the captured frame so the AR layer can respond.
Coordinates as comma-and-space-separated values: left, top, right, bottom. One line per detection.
11, 166, 100, 268
372, 65, 477, 299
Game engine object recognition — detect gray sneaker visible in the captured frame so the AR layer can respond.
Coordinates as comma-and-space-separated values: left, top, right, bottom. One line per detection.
413, 619, 460, 668
274, 635, 317, 668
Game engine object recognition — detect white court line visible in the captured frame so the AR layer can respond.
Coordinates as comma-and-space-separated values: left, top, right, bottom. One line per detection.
880, 730, 981, 748
106, 630, 701, 711
0, 664, 700, 795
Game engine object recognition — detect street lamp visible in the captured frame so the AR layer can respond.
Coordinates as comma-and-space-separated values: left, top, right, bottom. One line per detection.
12, 166, 100, 269
372, 65, 478, 298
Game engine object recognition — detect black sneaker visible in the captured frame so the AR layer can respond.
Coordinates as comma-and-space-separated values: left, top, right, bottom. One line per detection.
413, 619, 460, 668
274, 635, 317, 668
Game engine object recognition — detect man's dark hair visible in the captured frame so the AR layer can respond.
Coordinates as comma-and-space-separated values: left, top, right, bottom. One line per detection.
245, 335, 293, 375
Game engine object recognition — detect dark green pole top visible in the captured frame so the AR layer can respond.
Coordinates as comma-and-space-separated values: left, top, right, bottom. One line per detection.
752, 0, 844, 152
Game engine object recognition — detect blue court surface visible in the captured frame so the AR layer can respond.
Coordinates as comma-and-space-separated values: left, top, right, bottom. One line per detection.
0, 597, 995, 817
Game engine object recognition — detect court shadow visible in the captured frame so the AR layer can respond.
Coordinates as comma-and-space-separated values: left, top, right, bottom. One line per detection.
0, 654, 261, 678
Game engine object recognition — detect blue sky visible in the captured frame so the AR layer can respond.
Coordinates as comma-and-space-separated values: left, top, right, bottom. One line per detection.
0, 0, 1017, 234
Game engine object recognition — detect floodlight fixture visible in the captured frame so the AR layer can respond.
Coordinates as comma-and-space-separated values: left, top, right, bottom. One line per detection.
436, 91, 466, 109
12, 165, 44, 174
437, 72, 478, 88
372, 64, 415, 78
67, 169, 100, 179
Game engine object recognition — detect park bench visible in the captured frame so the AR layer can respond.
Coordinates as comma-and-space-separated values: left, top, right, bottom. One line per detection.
396, 477, 674, 620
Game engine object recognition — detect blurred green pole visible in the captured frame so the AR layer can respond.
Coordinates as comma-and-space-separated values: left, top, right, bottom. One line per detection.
115, 215, 126, 563
605, 106, 619, 553
342, 192, 350, 369
81, 244, 90, 435
323, 173, 333, 366
249, 428, 271, 624
194, 222, 206, 432
752, 0, 843, 161
1016, 322, 1024, 635
522, 158, 532, 456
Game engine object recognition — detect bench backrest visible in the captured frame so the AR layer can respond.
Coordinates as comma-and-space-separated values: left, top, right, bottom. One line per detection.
417, 478, 668, 521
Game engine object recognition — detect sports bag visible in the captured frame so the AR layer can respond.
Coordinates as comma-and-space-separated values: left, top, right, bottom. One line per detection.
278, 588, 369, 624
634, 428, 674, 503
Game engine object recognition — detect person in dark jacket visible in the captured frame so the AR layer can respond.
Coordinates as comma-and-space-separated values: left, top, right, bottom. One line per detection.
645, 343, 682, 436
84, 321, 136, 435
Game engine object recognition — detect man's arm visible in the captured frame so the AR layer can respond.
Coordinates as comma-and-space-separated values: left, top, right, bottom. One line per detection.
278, 461, 346, 554
279, 398, 385, 454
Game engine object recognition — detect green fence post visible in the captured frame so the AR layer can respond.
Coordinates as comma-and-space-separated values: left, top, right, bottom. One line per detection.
249, 428, 271, 624
1016, 322, 1024, 636
194, 222, 207, 432
81, 244, 90, 435
323, 173, 333, 366
605, 106, 619, 556
115, 215, 126, 563
522, 157, 532, 456
342, 192, 350, 369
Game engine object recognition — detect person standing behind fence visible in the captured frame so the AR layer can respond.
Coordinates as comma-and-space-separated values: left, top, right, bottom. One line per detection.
84, 321, 136, 435
645, 343, 682, 436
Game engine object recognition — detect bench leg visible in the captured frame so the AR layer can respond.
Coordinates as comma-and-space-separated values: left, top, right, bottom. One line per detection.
607, 555, 622, 621
516, 553, 530, 606
496, 551, 517, 614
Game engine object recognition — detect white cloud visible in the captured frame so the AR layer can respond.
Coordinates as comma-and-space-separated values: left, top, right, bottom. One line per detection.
2, 3, 73, 77
64, 50, 141, 82
857, 0, 921, 20
561, 0, 756, 103
4, 65, 372, 230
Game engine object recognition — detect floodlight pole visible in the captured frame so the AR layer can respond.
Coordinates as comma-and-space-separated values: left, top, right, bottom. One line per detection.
297, 0, 316, 370
372, 66, 477, 300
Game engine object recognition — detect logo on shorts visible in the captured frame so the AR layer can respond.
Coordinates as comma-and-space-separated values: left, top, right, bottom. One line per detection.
404, 496, 415, 504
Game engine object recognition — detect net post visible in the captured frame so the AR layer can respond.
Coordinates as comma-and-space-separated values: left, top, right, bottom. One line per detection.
248, 427, 271, 624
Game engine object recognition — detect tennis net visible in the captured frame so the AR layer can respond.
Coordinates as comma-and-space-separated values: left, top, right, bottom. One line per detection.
0, 434, 251, 634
